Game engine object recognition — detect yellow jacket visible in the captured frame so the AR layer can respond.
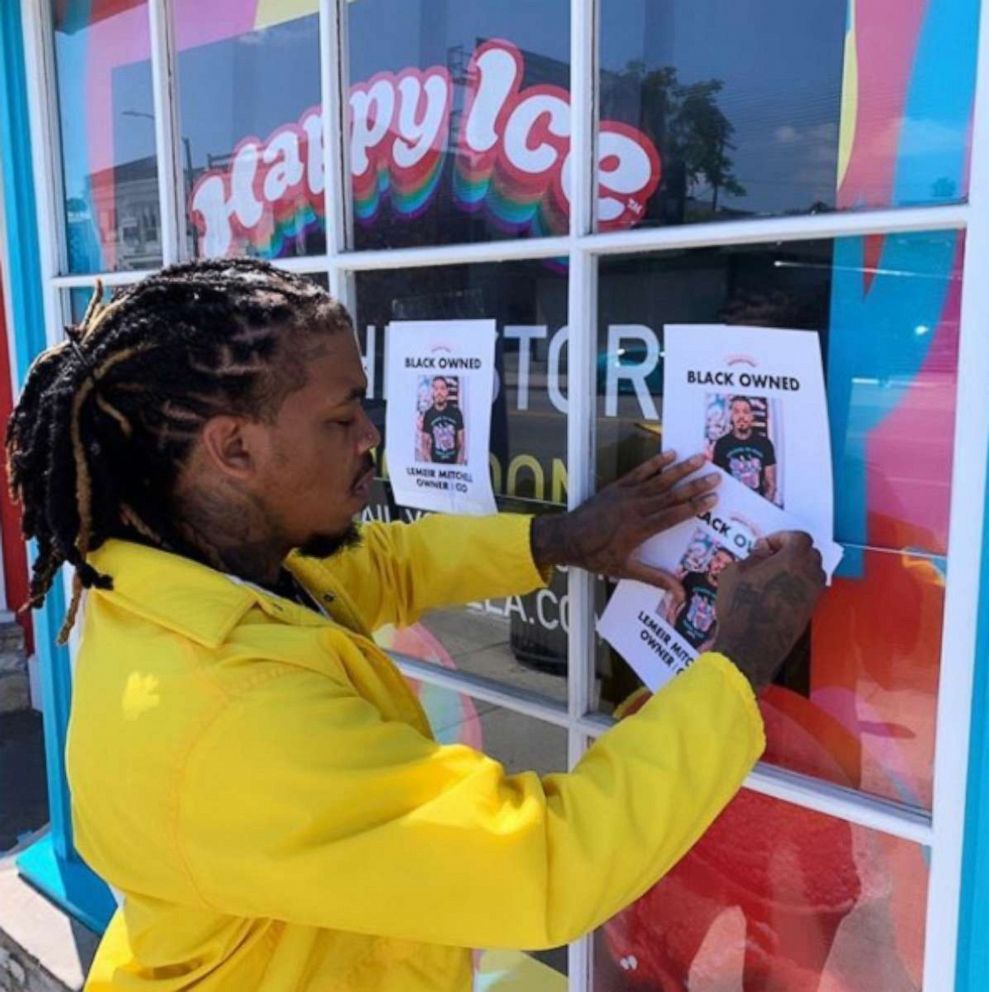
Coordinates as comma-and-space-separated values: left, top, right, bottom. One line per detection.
67, 513, 765, 991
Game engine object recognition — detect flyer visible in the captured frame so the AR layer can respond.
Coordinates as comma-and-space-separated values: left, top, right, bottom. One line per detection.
661, 324, 834, 551
597, 470, 843, 692
385, 319, 498, 515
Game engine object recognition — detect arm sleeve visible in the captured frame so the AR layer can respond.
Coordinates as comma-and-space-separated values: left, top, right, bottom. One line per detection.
178, 652, 764, 949
295, 513, 550, 631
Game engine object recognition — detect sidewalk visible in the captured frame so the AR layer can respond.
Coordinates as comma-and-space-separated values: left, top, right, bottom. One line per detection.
1, 710, 97, 991
0, 853, 98, 992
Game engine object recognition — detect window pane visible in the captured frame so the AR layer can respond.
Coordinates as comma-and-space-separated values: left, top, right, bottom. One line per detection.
68, 271, 327, 324
356, 261, 568, 703
593, 789, 928, 991
596, 545, 943, 809
347, 0, 571, 249
174, 0, 325, 259
53, 0, 160, 273
596, 232, 961, 556
598, 0, 978, 229
68, 285, 112, 323
594, 232, 962, 808
403, 681, 568, 982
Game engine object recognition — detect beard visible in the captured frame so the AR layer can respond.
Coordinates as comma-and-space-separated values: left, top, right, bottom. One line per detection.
296, 520, 363, 560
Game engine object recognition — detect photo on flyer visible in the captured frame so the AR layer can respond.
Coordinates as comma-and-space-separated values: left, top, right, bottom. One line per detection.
663, 529, 738, 651
705, 392, 783, 508
663, 323, 833, 548
597, 468, 843, 692
416, 375, 468, 466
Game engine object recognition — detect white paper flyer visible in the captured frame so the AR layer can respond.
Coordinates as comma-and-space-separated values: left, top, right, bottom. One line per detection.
597, 457, 842, 692
661, 323, 835, 550
599, 322, 841, 691
385, 319, 497, 515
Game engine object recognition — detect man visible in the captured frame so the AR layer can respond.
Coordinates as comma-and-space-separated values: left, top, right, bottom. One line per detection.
712, 395, 778, 502
667, 546, 736, 650
421, 375, 465, 464
6, 260, 823, 991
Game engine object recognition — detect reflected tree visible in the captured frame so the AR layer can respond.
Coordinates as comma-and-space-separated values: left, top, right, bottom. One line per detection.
601, 61, 746, 221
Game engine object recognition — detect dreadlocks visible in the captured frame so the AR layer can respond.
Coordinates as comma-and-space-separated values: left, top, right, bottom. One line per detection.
5, 258, 351, 642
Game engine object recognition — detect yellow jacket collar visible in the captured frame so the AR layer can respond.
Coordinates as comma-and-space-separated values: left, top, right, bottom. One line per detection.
87, 539, 329, 649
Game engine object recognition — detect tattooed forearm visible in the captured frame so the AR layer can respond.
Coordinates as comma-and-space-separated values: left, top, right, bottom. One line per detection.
711, 537, 825, 693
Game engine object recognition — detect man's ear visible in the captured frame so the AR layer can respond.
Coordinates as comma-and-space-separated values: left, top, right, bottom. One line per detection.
198, 415, 259, 481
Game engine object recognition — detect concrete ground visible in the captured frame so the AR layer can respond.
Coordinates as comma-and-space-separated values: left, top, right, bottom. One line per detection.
1, 709, 98, 992
0, 860, 98, 992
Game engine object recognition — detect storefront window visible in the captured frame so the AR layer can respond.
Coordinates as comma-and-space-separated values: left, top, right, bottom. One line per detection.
356, 260, 569, 702
593, 787, 928, 991
598, 0, 978, 229
174, 0, 325, 259
347, 0, 572, 249
597, 232, 961, 553
405, 683, 569, 982
594, 231, 961, 808
68, 285, 111, 323
68, 272, 328, 324
53, 0, 160, 273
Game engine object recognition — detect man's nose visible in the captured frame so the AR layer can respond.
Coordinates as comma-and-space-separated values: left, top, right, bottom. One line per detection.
357, 406, 381, 452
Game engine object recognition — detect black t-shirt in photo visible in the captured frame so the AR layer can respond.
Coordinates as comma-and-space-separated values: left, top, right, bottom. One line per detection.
712, 431, 777, 498
673, 570, 719, 648
422, 403, 464, 464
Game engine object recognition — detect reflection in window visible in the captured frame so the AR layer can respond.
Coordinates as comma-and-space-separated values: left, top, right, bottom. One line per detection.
594, 232, 961, 809
356, 262, 572, 703
348, 0, 573, 249
599, 0, 977, 228
600, 0, 846, 226
403, 683, 569, 979
174, 0, 324, 260
53, 0, 160, 273
594, 785, 928, 991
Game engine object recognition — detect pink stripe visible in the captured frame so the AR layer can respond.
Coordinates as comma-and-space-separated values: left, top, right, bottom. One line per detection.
838, 0, 928, 209
865, 236, 963, 551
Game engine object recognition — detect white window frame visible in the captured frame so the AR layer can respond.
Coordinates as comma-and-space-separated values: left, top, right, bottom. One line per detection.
19, 0, 989, 986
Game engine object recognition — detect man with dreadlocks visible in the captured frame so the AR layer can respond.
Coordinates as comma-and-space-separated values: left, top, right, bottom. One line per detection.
7, 258, 824, 992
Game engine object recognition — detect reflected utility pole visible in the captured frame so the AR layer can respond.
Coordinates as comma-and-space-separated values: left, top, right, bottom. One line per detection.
122, 109, 199, 257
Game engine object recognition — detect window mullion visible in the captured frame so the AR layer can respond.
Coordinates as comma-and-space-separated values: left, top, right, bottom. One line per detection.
21, 0, 65, 298
147, 0, 184, 266
568, 0, 598, 988
320, 0, 353, 310
924, 0, 989, 982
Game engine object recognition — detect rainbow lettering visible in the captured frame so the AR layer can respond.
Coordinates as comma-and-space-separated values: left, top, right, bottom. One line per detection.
189, 39, 661, 257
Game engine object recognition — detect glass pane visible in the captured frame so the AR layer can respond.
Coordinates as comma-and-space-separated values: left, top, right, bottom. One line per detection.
598, 0, 978, 230
596, 231, 962, 556
356, 261, 568, 703
596, 546, 944, 809
53, 0, 161, 273
593, 789, 928, 991
68, 271, 328, 324
594, 233, 960, 807
174, 0, 325, 259
347, 0, 571, 249
402, 681, 569, 982
68, 285, 112, 323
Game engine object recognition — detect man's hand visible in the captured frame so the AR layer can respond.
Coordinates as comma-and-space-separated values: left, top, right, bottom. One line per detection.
530, 451, 719, 594
712, 531, 826, 693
